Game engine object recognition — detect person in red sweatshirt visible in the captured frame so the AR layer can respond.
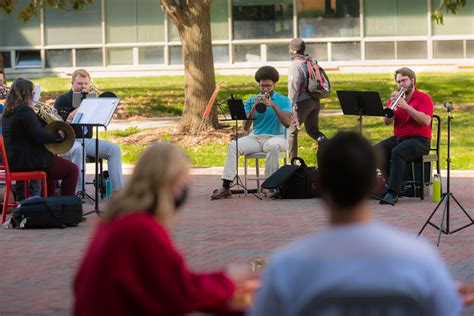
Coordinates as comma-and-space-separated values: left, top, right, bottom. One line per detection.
74, 142, 254, 316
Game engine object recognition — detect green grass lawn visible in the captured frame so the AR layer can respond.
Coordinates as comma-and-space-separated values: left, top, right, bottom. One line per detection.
28, 72, 473, 170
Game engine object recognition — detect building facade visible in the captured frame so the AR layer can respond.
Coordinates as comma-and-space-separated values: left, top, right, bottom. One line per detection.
1, 0, 473, 77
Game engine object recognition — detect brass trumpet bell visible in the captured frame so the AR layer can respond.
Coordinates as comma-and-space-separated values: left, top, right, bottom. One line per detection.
44, 121, 76, 155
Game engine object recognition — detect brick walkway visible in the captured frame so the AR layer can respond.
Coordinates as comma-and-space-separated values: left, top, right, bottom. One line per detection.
0, 171, 473, 315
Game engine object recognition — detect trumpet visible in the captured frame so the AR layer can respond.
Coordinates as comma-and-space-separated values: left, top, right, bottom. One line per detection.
383, 87, 406, 118
33, 100, 76, 155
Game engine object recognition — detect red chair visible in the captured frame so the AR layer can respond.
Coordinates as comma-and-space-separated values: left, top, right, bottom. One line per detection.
0, 136, 48, 223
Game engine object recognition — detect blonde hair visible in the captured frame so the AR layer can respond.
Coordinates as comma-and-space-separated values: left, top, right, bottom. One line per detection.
102, 142, 189, 223
71, 69, 91, 82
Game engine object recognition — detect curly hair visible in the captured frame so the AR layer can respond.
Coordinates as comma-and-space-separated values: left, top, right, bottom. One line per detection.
255, 66, 279, 83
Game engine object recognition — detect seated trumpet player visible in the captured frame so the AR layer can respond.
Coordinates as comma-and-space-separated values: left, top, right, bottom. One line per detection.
54, 69, 123, 195
375, 67, 433, 205
211, 66, 292, 199
2, 78, 79, 197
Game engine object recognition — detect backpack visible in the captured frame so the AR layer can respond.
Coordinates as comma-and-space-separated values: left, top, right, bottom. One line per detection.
262, 157, 321, 199
296, 55, 331, 99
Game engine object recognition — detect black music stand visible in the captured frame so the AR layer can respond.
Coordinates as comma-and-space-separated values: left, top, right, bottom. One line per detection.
220, 96, 261, 200
72, 97, 120, 215
337, 91, 385, 133
70, 123, 94, 203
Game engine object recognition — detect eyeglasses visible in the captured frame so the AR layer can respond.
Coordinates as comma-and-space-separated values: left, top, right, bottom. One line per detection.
259, 84, 273, 88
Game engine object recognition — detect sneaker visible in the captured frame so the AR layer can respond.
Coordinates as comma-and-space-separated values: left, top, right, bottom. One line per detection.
211, 188, 231, 200
316, 131, 327, 142
379, 192, 399, 206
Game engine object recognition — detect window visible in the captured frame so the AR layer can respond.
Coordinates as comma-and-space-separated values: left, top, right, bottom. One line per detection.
45, 2, 102, 45
365, 42, 395, 60
467, 40, 474, 59
213, 46, 230, 64
306, 43, 328, 61
232, 0, 293, 39
211, 0, 229, 40
297, 0, 360, 38
332, 42, 360, 61
365, 0, 427, 36
15, 50, 41, 68
397, 41, 427, 60
76, 48, 103, 67
169, 46, 183, 65
433, 41, 464, 59
46, 50, 73, 68
1, 52, 12, 69
234, 45, 261, 63
0, 0, 40, 46
108, 48, 134, 65
106, 0, 165, 43
267, 44, 290, 61
139, 47, 164, 65
432, 0, 474, 35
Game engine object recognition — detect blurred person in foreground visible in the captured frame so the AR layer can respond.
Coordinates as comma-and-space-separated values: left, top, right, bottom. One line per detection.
250, 131, 472, 316
74, 142, 257, 316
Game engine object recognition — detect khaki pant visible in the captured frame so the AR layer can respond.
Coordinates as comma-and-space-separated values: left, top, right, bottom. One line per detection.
222, 134, 287, 181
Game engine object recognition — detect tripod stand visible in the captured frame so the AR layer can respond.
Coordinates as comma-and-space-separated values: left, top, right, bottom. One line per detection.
418, 102, 474, 246
223, 96, 261, 200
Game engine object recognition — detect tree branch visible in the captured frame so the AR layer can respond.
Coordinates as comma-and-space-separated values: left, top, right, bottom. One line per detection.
160, 0, 185, 26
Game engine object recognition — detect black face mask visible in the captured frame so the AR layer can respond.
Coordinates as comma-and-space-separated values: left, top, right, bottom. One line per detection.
174, 187, 189, 210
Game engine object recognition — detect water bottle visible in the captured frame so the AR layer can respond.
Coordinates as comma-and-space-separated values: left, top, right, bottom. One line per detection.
432, 174, 441, 202
105, 177, 112, 199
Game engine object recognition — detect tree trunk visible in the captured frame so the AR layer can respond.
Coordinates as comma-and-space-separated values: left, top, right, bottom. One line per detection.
175, 5, 219, 133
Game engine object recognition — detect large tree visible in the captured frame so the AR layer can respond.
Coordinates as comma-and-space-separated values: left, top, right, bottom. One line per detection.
160, 0, 218, 132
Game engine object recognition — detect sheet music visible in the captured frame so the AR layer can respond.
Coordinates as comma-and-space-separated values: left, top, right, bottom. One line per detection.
33, 85, 41, 104
73, 97, 120, 127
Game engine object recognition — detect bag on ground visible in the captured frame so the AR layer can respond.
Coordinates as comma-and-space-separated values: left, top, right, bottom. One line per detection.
12, 196, 84, 229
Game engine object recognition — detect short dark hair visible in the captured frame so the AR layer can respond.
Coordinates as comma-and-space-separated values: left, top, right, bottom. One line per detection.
255, 66, 279, 83
318, 131, 376, 210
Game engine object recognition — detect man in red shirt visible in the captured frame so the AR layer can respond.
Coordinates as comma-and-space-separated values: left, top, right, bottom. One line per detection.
376, 67, 433, 205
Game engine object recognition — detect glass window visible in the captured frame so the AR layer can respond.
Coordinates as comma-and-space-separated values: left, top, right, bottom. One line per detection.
297, 0, 360, 38
432, 0, 474, 35
15, 50, 41, 68
232, 0, 293, 39
234, 45, 261, 63
365, 0, 427, 36
170, 46, 183, 65
267, 44, 290, 61
306, 43, 328, 61
139, 47, 164, 64
467, 40, 474, 59
365, 42, 395, 60
211, 0, 229, 40
213, 45, 229, 63
46, 50, 72, 68
106, 0, 165, 43
108, 48, 133, 65
1, 52, 12, 69
397, 41, 427, 59
433, 41, 464, 59
76, 48, 103, 67
0, 0, 40, 46
332, 42, 360, 61
45, 2, 102, 45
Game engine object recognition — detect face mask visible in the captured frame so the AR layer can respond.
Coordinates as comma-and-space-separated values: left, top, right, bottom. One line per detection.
174, 187, 189, 210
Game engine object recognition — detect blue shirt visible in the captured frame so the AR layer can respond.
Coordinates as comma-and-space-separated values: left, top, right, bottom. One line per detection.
250, 221, 462, 316
244, 92, 291, 136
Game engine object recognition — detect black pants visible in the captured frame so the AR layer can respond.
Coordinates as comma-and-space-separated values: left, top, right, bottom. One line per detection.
375, 136, 430, 194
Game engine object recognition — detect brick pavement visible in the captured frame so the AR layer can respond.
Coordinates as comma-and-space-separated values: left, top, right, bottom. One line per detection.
0, 171, 473, 315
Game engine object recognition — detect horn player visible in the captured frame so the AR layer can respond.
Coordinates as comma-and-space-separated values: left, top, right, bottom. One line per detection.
2, 78, 79, 197
375, 67, 433, 206
54, 69, 123, 195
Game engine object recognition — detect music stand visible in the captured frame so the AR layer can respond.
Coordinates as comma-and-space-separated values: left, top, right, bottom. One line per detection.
337, 91, 385, 133
221, 96, 261, 200
71, 97, 120, 215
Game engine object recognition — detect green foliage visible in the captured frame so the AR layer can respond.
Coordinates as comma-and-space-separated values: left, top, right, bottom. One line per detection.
0, 0, 95, 22
432, 0, 467, 24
